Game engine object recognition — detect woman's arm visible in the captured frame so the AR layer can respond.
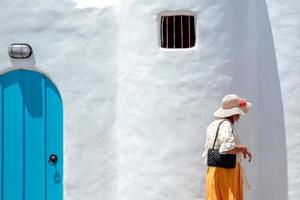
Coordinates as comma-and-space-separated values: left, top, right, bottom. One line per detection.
224, 144, 252, 162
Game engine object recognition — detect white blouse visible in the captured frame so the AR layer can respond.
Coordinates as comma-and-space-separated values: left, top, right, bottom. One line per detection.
202, 119, 242, 165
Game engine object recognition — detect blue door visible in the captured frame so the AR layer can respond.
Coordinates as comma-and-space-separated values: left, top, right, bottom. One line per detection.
0, 69, 63, 200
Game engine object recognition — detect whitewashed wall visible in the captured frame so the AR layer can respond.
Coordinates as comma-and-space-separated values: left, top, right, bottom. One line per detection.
0, 1, 119, 200
116, 0, 286, 200
0, 0, 298, 199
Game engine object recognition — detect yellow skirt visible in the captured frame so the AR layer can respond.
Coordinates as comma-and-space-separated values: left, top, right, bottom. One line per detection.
206, 162, 243, 200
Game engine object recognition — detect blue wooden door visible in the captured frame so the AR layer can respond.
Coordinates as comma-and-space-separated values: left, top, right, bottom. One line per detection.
0, 69, 63, 200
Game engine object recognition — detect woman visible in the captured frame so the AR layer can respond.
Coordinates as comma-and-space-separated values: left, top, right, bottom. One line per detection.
202, 94, 253, 200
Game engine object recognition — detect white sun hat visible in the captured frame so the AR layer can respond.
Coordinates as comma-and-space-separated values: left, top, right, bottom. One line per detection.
213, 94, 252, 118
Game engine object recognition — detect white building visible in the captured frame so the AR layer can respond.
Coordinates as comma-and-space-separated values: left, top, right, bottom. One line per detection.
0, 0, 299, 200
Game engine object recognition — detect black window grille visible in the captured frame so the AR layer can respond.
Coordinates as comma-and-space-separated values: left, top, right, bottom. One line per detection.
160, 15, 196, 48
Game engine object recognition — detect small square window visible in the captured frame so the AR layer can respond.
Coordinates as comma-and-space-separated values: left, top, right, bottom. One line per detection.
160, 15, 196, 48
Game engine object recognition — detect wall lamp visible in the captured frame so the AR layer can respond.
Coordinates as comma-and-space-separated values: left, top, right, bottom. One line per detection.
8, 43, 32, 59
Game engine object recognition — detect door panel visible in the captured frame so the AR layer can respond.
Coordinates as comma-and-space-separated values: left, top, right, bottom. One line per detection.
23, 71, 46, 200
0, 69, 63, 200
45, 77, 63, 200
3, 71, 24, 200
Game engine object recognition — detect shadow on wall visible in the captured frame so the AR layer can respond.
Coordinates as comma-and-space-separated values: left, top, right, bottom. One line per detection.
214, 1, 287, 200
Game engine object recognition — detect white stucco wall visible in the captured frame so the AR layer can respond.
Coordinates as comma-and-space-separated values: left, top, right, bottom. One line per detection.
0, 0, 298, 200
116, 1, 287, 200
0, 1, 119, 199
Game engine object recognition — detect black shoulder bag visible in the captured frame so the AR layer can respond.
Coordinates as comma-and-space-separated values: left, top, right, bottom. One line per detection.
207, 120, 236, 169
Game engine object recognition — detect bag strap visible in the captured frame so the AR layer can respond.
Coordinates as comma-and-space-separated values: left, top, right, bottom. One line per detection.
212, 120, 232, 149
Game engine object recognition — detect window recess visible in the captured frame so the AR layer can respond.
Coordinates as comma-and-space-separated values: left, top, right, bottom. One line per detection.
160, 15, 196, 48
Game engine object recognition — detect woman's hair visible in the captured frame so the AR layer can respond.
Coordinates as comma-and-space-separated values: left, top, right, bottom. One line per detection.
226, 114, 240, 124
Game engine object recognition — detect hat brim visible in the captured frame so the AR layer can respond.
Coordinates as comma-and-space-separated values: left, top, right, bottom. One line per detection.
213, 102, 251, 118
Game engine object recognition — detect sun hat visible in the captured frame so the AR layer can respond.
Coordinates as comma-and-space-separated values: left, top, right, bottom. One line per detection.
213, 94, 252, 118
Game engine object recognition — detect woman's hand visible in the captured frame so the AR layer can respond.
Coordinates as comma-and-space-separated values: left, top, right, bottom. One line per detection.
226, 144, 253, 162
240, 145, 252, 162
243, 149, 252, 162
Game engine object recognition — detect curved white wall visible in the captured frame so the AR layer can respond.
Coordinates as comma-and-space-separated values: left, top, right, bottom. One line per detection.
116, 1, 286, 200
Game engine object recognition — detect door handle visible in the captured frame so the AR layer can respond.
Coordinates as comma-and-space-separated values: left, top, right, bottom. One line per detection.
48, 154, 58, 166
48, 154, 61, 183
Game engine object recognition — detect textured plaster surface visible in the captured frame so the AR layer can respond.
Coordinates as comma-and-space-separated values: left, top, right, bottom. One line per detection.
0, 0, 297, 199
116, 1, 286, 200
0, 1, 119, 199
